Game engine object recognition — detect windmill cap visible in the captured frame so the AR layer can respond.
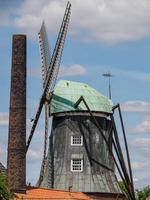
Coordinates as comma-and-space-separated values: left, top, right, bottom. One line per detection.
50, 80, 113, 115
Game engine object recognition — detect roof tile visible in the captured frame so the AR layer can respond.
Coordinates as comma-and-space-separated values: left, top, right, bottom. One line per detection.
15, 187, 93, 199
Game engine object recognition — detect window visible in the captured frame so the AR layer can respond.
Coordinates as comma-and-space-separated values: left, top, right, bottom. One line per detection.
71, 135, 83, 146
71, 159, 83, 172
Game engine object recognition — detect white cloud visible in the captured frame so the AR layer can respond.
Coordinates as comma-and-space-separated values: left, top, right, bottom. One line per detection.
28, 64, 87, 78
132, 161, 148, 170
13, 0, 67, 38
133, 138, 150, 148
121, 101, 150, 113
4, 0, 150, 43
59, 64, 87, 77
27, 148, 42, 160
132, 120, 150, 133
133, 178, 139, 183
0, 112, 9, 126
0, 148, 6, 156
100, 65, 150, 82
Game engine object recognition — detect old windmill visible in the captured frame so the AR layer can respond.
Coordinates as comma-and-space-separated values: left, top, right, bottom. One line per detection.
26, 2, 135, 200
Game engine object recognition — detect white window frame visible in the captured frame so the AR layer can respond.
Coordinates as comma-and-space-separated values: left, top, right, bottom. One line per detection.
71, 135, 83, 146
71, 159, 83, 172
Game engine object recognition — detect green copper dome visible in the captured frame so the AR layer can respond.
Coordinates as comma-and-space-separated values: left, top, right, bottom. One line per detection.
50, 80, 113, 114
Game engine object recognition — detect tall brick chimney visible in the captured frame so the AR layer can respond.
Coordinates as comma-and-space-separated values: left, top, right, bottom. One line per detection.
7, 35, 26, 193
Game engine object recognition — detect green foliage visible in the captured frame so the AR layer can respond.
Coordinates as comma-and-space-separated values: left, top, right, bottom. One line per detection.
136, 186, 150, 200
118, 181, 130, 200
0, 173, 13, 200
119, 180, 150, 200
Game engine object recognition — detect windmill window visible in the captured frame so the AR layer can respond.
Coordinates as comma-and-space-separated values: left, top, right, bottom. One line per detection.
71, 135, 83, 146
71, 159, 83, 172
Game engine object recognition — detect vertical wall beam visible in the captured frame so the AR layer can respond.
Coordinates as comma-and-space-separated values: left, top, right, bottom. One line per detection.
7, 35, 26, 193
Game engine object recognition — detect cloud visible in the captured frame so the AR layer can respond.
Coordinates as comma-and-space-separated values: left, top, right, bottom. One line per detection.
131, 111, 150, 133
28, 64, 87, 78
133, 138, 150, 148
121, 101, 150, 113
0, 112, 9, 126
0, 148, 6, 156
13, 0, 67, 38
132, 161, 149, 170
100, 65, 150, 82
27, 148, 43, 160
133, 178, 139, 183
71, 0, 150, 44
58, 64, 87, 77
132, 120, 150, 133
3, 0, 150, 44
123, 70, 150, 82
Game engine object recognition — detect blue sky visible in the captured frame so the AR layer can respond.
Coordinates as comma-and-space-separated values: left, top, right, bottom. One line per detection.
0, 0, 150, 189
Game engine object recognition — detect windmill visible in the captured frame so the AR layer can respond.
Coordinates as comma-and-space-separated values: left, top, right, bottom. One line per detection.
26, 1, 71, 184
25, 2, 135, 199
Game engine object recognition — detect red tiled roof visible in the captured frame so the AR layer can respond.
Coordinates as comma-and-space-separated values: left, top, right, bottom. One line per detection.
15, 187, 93, 199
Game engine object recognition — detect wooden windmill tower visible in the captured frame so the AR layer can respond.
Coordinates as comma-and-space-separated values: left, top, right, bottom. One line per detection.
38, 80, 135, 199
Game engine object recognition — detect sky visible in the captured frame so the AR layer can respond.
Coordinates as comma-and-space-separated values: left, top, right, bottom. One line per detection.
0, 0, 150, 189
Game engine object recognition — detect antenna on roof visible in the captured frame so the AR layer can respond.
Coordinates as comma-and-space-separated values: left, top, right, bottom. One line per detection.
102, 72, 113, 99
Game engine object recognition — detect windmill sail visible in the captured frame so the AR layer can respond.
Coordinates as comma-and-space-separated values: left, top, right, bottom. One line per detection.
35, 2, 71, 185
39, 21, 51, 85
38, 22, 51, 184
26, 1, 71, 152
43, 1, 71, 93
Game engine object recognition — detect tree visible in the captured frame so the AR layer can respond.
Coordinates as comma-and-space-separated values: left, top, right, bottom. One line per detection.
0, 173, 13, 200
136, 186, 150, 200
118, 181, 130, 200
118, 180, 150, 200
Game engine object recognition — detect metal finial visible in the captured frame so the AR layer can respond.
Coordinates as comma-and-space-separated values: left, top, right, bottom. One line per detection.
102, 72, 113, 99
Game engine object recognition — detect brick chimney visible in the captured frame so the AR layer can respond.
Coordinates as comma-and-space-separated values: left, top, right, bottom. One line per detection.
7, 35, 26, 193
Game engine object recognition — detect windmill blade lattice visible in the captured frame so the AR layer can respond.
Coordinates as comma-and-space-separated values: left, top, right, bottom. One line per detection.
38, 22, 51, 184
39, 21, 51, 85
43, 1, 71, 93
26, 1, 71, 152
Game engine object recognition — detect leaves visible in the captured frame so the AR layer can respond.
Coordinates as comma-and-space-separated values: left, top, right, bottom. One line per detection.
119, 180, 150, 200
0, 173, 13, 200
136, 186, 150, 200
118, 181, 130, 200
